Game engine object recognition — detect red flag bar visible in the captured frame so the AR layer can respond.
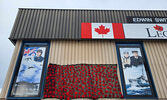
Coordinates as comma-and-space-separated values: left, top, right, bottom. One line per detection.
81, 23, 92, 39
112, 23, 125, 39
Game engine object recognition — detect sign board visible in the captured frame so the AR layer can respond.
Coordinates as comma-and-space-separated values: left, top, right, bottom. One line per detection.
127, 17, 167, 23
123, 24, 167, 39
81, 23, 167, 39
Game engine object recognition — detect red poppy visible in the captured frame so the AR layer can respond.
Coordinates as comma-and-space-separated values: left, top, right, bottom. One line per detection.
66, 97, 70, 100
44, 95, 47, 98
82, 95, 85, 98
80, 86, 84, 90
154, 25, 163, 31
59, 96, 63, 99
105, 90, 108, 93
112, 95, 115, 98
113, 66, 116, 68
105, 78, 108, 81
110, 91, 112, 94
63, 85, 66, 88
117, 95, 119, 98
84, 91, 87, 94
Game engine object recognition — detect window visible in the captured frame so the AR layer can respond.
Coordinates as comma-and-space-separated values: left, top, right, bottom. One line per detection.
116, 43, 157, 98
8, 43, 49, 99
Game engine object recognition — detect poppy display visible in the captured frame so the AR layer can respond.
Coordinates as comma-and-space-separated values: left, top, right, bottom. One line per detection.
44, 64, 123, 99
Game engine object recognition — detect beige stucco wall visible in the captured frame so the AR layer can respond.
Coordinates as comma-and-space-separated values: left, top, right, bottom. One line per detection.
0, 40, 22, 99
47, 40, 167, 99
144, 40, 167, 99
1, 40, 167, 99
47, 40, 118, 65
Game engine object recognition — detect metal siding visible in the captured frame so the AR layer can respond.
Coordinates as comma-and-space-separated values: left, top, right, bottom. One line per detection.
1, 41, 166, 99
21, 9, 31, 39
35, 9, 44, 39
144, 40, 167, 99
47, 10, 54, 39
9, 9, 167, 43
46, 40, 167, 99
45, 40, 167, 99
46, 40, 124, 100
64, 10, 69, 39
44, 10, 52, 39
9, 9, 21, 39
42, 9, 49, 38
29, 9, 38, 38
52, 10, 58, 38
6, 9, 167, 100
25, 9, 34, 38
17, 9, 27, 39
47, 40, 117, 65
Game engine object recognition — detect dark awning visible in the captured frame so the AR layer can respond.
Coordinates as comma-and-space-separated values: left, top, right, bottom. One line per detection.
9, 8, 167, 44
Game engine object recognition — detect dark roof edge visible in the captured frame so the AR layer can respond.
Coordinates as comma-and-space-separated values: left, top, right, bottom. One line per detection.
8, 38, 16, 46
18, 8, 167, 11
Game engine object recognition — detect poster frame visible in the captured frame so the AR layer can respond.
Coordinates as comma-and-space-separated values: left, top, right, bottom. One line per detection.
115, 42, 158, 99
7, 41, 50, 99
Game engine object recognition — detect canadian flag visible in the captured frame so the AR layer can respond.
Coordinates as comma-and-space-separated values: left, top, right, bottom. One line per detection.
81, 23, 125, 39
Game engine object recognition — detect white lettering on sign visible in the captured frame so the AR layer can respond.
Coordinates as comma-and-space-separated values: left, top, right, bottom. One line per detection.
155, 18, 167, 22
133, 18, 153, 23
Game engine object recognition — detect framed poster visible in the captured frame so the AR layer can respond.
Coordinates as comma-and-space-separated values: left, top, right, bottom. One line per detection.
8, 43, 49, 99
116, 43, 157, 98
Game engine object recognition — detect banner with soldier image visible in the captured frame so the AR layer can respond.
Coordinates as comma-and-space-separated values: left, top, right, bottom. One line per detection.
10, 45, 47, 97
118, 46, 155, 97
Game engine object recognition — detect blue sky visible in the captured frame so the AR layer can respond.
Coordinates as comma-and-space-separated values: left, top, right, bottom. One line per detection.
0, 0, 167, 94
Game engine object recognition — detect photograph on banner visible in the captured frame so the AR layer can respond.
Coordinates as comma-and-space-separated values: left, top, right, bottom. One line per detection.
10, 46, 46, 97
119, 47, 152, 95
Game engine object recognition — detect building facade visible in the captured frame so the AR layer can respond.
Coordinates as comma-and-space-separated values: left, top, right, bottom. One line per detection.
0, 8, 167, 100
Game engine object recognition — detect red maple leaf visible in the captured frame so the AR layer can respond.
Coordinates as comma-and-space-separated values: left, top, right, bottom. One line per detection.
95, 25, 110, 37
153, 25, 163, 31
